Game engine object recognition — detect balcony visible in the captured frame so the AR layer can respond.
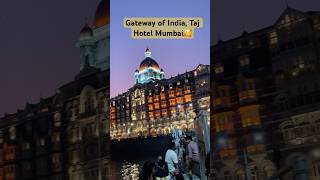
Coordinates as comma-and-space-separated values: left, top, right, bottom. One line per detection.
246, 144, 265, 154
212, 97, 232, 109
79, 109, 96, 118
220, 149, 237, 160
239, 90, 257, 103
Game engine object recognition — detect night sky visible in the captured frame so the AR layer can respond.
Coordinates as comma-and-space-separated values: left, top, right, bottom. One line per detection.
0, 0, 100, 116
211, 0, 320, 44
110, 0, 210, 97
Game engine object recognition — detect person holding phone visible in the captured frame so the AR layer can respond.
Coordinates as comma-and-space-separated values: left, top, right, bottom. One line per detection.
165, 142, 184, 180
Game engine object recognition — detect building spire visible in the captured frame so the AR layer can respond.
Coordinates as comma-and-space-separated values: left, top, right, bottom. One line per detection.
285, 0, 289, 8
145, 47, 151, 57
84, 16, 88, 25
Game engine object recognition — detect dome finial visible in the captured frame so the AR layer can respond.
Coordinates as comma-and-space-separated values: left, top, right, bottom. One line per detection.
145, 47, 151, 57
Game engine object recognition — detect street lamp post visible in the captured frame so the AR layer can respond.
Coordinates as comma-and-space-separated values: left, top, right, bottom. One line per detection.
240, 137, 251, 180
243, 148, 251, 180
97, 116, 102, 180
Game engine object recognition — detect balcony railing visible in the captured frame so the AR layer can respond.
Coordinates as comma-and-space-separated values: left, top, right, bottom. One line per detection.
79, 110, 96, 118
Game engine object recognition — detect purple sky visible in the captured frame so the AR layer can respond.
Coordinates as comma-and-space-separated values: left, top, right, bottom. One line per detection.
110, 0, 210, 97
0, 0, 100, 116
211, 0, 320, 44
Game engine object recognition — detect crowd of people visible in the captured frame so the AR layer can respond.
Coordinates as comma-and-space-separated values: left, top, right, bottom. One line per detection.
139, 135, 201, 180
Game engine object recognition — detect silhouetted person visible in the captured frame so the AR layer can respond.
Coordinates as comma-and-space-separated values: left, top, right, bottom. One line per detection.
153, 156, 170, 179
139, 161, 154, 180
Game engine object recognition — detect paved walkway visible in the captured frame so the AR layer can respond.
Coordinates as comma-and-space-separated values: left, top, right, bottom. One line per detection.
182, 174, 201, 180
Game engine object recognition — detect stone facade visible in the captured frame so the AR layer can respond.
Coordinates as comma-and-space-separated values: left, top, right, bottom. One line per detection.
211, 8, 320, 180
0, 0, 110, 180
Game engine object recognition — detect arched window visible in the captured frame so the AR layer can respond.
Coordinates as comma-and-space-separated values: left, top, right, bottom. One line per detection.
54, 113, 61, 127
224, 171, 232, 180
263, 164, 274, 178
251, 166, 259, 180
9, 126, 16, 140
235, 169, 245, 180
80, 86, 96, 115
85, 92, 90, 113
98, 97, 104, 113
311, 162, 320, 178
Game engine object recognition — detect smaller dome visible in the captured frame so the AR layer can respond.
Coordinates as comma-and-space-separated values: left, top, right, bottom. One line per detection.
94, 0, 110, 27
80, 24, 93, 37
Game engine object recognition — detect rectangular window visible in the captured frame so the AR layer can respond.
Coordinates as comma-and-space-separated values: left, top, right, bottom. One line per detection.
161, 109, 167, 117
170, 107, 176, 115
154, 102, 160, 109
269, 32, 278, 45
155, 110, 161, 118
169, 99, 176, 106
161, 101, 167, 108
184, 86, 191, 94
184, 94, 192, 102
176, 89, 183, 96
176, 97, 184, 104
169, 90, 175, 98
239, 55, 250, 66
149, 112, 154, 119
154, 95, 159, 102
148, 104, 153, 111
215, 64, 224, 74
160, 93, 166, 100
239, 105, 261, 127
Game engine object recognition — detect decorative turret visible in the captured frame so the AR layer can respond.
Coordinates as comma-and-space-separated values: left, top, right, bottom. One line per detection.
80, 24, 93, 39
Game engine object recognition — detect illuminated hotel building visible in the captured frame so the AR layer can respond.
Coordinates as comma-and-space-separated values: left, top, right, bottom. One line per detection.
110, 49, 210, 139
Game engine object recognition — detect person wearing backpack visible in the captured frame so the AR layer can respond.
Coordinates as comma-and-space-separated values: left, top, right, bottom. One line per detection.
139, 161, 155, 180
153, 156, 170, 180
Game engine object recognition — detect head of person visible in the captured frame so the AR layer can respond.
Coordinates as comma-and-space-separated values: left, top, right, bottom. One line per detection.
157, 156, 162, 162
186, 135, 193, 143
142, 161, 151, 170
169, 142, 176, 150
148, 162, 155, 170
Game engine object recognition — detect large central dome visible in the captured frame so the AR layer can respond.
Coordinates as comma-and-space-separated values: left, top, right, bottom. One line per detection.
134, 48, 164, 84
94, 0, 110, 28
139, 57, 160, 72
